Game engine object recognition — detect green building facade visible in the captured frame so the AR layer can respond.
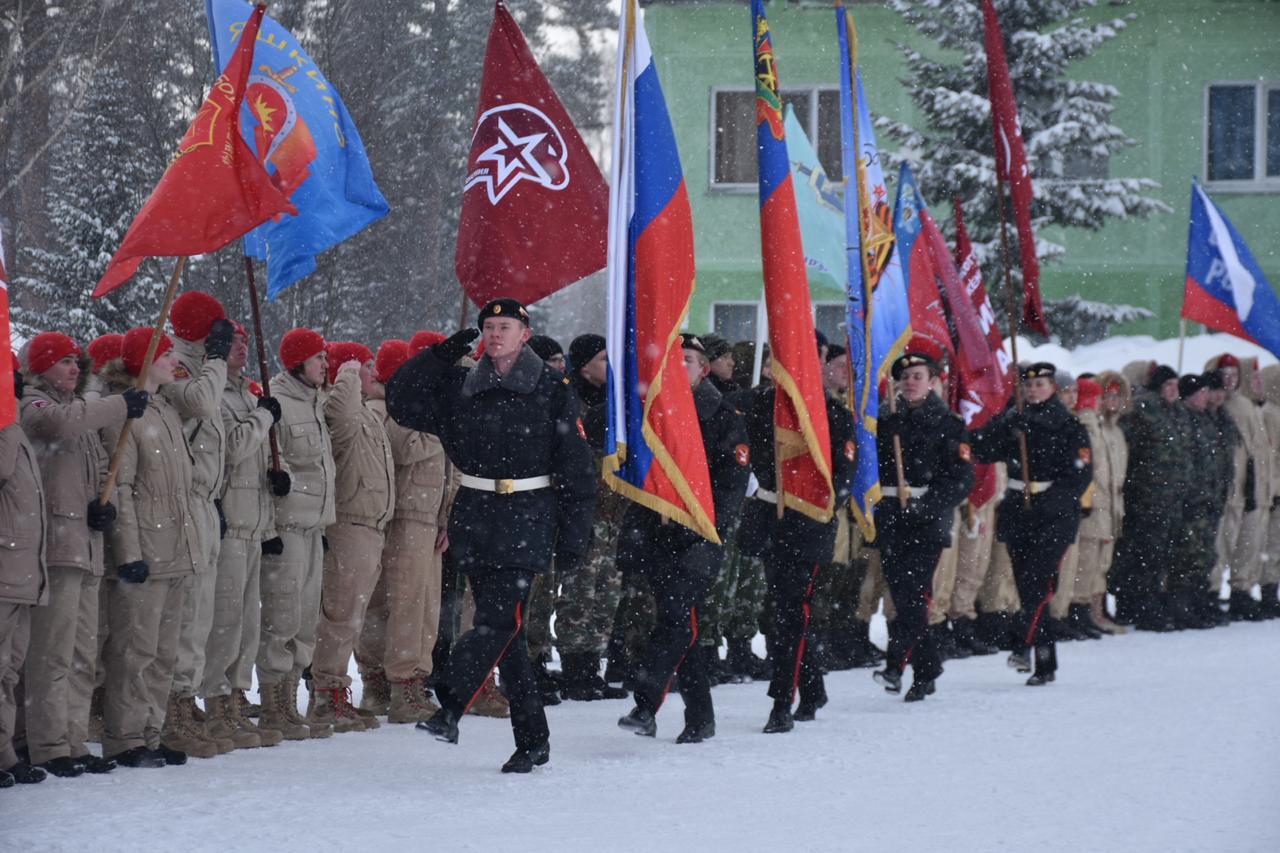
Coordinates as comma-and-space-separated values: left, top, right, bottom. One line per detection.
641, 0, 1280, 343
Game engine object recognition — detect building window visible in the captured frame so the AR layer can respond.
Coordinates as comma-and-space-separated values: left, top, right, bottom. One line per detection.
1206, 82, 1280, 190
711, 302, 759, 344
814, 303, 847, 347
710, 86, 842, 189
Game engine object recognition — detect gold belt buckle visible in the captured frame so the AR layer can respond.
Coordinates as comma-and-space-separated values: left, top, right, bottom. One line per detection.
495, 478, 515, 495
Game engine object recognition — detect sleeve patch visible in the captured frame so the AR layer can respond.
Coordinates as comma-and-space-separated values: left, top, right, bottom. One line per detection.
734, 443, 750, 467
958, 442, 971, 462
843, 439, 856, 462
173, 365, 190, 380
1079, 447, 1091, 465
576, 417, 587, 441
30, 399, 51, 409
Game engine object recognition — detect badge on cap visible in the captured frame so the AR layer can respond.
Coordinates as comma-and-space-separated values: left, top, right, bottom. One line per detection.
735, 443, 750, 467
844, 439, 856, 462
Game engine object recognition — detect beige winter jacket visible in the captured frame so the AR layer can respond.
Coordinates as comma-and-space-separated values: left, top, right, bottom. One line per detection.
369, 398, 449, 528
324, 371, 395, 531
1076, 407, 1127, 541
160, 336, 228, 501
19, 381, 126, 574
0, 423, 48, 606
270, 369, 335, 533
104, 395, 200, 579
219, 372, 279, 541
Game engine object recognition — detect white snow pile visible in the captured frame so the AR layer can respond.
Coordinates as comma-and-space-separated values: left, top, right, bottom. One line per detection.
1012, 331, 1278, 377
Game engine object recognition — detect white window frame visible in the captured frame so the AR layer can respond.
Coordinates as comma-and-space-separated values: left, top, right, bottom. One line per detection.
708, 300, 762, 341
813, 301, 848, 344
708, 85, 840, 192
1203, 80, 1280, 193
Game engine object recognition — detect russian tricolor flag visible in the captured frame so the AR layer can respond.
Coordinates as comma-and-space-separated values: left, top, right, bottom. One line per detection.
603, 0, 718, 543
1183, 181, 1280, 358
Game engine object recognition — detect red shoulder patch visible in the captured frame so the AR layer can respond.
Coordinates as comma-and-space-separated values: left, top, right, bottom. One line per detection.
958, 442, 971, 462
844, 439, 856, 462
1078, 447, 1091, 465
734, 443, 750, 467
30, 399, 51, 409
173, 364, 190, 380
248, 380, 264, 398
576, 417, 587, 441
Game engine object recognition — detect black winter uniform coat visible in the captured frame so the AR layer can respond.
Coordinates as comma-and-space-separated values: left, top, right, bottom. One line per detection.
385, 344, 597, 573
874, 393, 974, 549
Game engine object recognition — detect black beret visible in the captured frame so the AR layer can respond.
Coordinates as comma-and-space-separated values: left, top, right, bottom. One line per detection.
680, 333, 706, 353
891, 351, 938, 381
477, 298, 530, 329
1020, 362, 1057, 381
1204, 370, 1225, 390
1179, 373, 1207, 399
1146, 364, 1178, 392
825, 344, 847, 363
527, 335, 563, 361
568, 333, 606, 371
697, 333, 731, 360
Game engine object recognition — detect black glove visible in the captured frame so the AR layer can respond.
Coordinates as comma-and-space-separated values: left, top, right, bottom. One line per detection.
86, 500, 117, 532
256, 395, 282, 424
554, 551, 583, 575
204, 319, 234, 360
12, 369, 23, 401
118, 560, 150, 584
267, 468, 292, 497
261, 536, 284, 556
877, 410, 907, 438
433, 328, 480, 365
215, 498, 227, 539
322, 534, 330, 553
122, 388, 149, 419
1006, 409, 1029, 433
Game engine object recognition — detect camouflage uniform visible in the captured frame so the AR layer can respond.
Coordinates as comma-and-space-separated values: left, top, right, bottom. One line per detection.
553, 489, 625, 658
707, 522, 768, 645
1170, 407, 1226, 602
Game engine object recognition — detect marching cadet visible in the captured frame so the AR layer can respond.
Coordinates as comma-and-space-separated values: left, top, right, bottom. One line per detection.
971, 363, 1092, 685
387, 298, 596, 774
20, 332, 139, 777
737, 332, 856, 733
615, 334, 749, 742
356, 340, 452, 724
101, 328, 203, 767
200, 321, 289, 748
1, 380, 50, 787
871, 347, 973, 701
256, 328, 336, 741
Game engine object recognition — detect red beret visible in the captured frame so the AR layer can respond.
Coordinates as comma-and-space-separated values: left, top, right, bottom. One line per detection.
408, 330, 446, 356
170, 291, 226, 342
904, 334, 946, 364
86, 334, 124, 373
122, 327, 173, 378
27, 332, 81, 375
326, 341, 373, 385
1217, 353, 1240, 368
280, 328, 326, 372
1076, 377, 1102, 411
375, 339, 410, 384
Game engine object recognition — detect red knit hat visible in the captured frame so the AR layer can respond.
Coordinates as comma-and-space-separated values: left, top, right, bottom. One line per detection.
375, 339, 410, 384
86, 334, 124, 373
408, 330, 446, 355
170, 291, 226, 342
122, 327, 173, 378
1217, 353, 1240, 368
326, 341, 373, 384
27, 332, 81, 375
1076, 377, 1102, 411
280, 328, 326, 372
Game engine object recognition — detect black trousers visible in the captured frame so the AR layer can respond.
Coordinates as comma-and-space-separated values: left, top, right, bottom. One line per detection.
880, 537, 944, 683
439, 567, 547, 751
765, 557, 823, 705
632, 543, 719, 727
1006, 522, 1074, 676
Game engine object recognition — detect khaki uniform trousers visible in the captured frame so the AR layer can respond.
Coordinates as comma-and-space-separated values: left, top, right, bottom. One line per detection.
856, 549, 896, 623
948, 501, 997, 621
257, 527, 325, 685
173, 497, 219, 697
23, 566, 100, 764
1050, 541, 1082, 620
1219, 502, 1267, 592
1, 603, 30, 769
311, 522, 386, 690
1261, 507, 1280, 586
357, 518, 442, 681
978, 540, 1022, 614
102, 576, 186, 756
1073, 537, 1115, 603
928, 510, 961, 625
200, 537, 261, 698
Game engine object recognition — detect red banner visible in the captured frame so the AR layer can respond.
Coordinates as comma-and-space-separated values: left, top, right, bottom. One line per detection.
0, 227, 14, 430
94, 4, 294, 297
455, 1, 608, 307
982, 0, 1044, 336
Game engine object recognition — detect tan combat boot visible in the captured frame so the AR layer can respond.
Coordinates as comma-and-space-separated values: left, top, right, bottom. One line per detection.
288, 678, 332, 738
358, 668, 391, 715
387, 678, 436, 724
412, 679, 441, 718
467, 672, 510, 718
234, 690, 283, 747
160, 694, 219, 759
307, 686, 366, 734
1091, 593, 1127, 635
191, 697, 235, 754
205, 694, 263, 750
257, 682, 311, 741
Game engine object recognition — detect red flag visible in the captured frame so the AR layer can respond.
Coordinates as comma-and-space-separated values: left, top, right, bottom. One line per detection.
0, 227, 14, 429
455, 1, 608, 308
94, 4, 295, 298
953, 197, 1013, 507
982, 0, 1044, 336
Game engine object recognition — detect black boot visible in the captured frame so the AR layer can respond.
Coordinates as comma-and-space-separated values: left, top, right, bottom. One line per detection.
617, 706, 657, 737
904, 678, 936, 702
873, 666, 902, 694
1025, 645, 1057, 686
501, 741, 550, 774
934, 622, 971, 660
75, 754, 116, 774
762, 700, 793, 734
1228, 590, 1260, 622
1069, 603, 1103, 639
1259, 584, 1280, 619
583, 653, 629, 699
156, 745, 187, 766
702, 644, 734, 686
533, 657, 562, 706
1, 762, 46, 784
793, 684, 828, 722
952, 617, 997, 655
416, 706, 461, 743
676, 719, 716, 744
725, 638, 758, 682
559, 652, 605, 701
108, 746, 165, 769
848, 621, 883, 668
37, 756, 84, 778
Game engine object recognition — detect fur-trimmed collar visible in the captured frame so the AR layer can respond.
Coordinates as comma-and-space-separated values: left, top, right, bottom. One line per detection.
462, 345, 544, 398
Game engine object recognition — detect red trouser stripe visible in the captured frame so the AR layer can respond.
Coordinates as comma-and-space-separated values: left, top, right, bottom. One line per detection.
1025, 574, 1058, 647
461, 601, 523, 715
656, 606, 700, 712
789, 565, 821, 704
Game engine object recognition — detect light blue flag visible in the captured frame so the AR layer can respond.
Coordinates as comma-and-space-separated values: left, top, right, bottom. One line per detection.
784, 105, 845, 299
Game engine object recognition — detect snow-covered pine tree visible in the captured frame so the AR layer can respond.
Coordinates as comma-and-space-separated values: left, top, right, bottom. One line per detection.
880, 0, 1170, 342
1042, 294, 1154, 347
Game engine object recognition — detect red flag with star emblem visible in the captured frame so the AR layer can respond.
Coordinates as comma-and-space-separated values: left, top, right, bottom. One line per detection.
93, 3, 295, 298
455, 1, 609, 307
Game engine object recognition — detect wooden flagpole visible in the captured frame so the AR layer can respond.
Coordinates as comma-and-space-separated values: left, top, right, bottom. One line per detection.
994, 182, 1033, 509
243, 255, 282, 471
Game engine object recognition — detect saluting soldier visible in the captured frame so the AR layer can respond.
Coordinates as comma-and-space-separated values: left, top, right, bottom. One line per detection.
386, 298, 596, 774
971, 363, 1092, 686
871, 347, 973, 701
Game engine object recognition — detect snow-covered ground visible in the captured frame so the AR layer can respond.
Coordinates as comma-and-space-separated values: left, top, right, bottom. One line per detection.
2, 619, 1277, 852
1012, 331, 1277, 377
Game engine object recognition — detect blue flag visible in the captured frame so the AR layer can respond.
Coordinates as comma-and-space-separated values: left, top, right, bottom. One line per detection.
206, 1, 389, 299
